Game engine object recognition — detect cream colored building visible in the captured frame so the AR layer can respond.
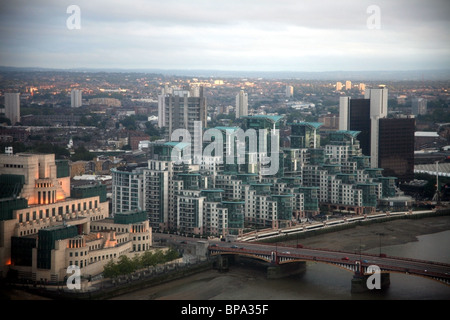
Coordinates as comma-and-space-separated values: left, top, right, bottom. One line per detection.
0, 152, 152, 284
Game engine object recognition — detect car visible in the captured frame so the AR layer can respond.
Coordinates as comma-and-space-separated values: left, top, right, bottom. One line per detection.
362, 259, 369, 263
210, 244, 218, 247
342, 257, 349, 261
282, 251, 291, 254
231, 245, 239, 248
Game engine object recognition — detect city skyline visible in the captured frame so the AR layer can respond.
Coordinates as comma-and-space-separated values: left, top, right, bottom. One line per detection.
0, 1, 449, 73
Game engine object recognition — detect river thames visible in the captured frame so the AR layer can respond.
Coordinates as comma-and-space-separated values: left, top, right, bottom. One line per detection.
113, 227, 450, 300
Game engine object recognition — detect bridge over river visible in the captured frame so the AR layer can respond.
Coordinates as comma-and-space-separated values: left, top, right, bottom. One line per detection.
208, 241, 450, 293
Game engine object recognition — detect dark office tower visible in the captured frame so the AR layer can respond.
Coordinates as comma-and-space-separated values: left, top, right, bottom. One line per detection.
347, 99, 371, 157
378, 117, 415, 182
339, 86, 388, 168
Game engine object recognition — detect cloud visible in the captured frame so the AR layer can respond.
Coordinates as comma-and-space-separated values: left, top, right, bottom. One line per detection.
0, 0, 449, 71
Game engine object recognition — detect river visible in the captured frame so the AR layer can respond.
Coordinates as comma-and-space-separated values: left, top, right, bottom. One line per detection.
113, 229, 450, 300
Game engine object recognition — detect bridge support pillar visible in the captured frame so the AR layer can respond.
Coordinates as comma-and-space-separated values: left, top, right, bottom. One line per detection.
213, 255, 230, 272
351, 272, 390, 293
267, 262, 306, 279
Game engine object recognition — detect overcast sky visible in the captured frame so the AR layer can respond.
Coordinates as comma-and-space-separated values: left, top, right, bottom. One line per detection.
0, 0, 449, 72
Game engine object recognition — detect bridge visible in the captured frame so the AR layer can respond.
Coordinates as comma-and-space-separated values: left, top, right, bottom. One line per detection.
208, 242, 450, 292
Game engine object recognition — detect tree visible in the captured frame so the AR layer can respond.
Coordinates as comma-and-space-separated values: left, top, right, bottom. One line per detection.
103, 260, 120, 279
71, 146, 95, 161
116, 255, 136, 275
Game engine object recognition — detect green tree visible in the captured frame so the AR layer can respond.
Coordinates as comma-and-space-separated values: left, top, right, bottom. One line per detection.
116, 255, 136, 275
103, 260, 121, 279
71, 146, 95, 161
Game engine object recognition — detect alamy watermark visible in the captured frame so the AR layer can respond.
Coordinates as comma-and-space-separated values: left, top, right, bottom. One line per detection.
66, 265, 81, 289
366, 265, 382, 289
367, 5, 381, 29
66, 5, 81, 30
170, 121, 280, 175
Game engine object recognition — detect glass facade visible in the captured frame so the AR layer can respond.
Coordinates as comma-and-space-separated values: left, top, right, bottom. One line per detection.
378, 118, 415, 182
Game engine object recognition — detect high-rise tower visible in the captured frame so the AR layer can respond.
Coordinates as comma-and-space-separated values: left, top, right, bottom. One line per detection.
71, 89, 82, 108
160, 86, 207, 136
5, 92, 20, 124
235, 89, 248, 119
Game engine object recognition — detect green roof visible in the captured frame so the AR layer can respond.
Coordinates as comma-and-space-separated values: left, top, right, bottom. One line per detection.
288, 122, 323, 129
334, 130, 361, 138
164, 141, 191, 150
243, 115, 284, 123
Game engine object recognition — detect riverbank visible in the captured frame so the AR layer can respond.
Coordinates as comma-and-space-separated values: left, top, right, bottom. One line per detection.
280, 215, 450, 252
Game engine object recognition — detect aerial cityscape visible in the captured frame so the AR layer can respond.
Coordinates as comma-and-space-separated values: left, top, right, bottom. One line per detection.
0, 0, 449, 308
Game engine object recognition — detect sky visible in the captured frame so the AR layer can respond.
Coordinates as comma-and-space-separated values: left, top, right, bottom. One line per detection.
0, 0, 449, 72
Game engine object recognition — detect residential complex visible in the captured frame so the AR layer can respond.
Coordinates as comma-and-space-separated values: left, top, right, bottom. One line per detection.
110, 115, 401, 238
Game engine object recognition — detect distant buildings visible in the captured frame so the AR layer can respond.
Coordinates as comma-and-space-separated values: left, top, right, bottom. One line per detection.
88, 97, 121, 107
235, 89, 248, 118
318, 114, 339, 130
359, 83, 366, 93
71, 89, 83, 108
285, 85, 294, 98
5, 92, 20, 124
336, 81, 365, 93
411, 97, 427, 115
345, 80, 352, 90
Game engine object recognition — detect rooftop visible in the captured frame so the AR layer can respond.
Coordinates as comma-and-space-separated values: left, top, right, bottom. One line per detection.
164, 141, 191, 150
334, 130, 361, 138
243, 115, 284, 123
288, 122, 323, 129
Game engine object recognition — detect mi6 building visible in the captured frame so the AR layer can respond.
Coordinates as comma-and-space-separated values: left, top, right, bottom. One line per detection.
0, 152, 152, 284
